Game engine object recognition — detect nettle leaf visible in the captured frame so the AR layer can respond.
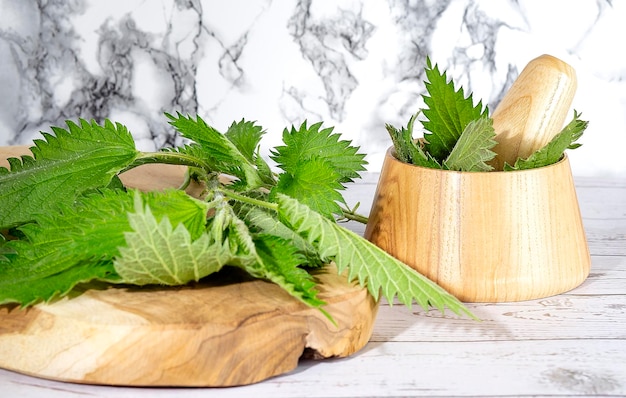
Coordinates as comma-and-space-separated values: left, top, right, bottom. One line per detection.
505, 111, 588, 171
214, 198, 325, 309
443, 116, 497, 172
234, 203, 323, 267
422, 58, 488, 161
0, 191, 129, 306
276, 194, 473, 317
224, 119, 275, 186
0, 189, 211, 305
0, 235, 13, 262
270, 121, 366, 217
0, 258, 115, 307
271, 121, 367, 184
386, 112, 441, 168
271, 157, 345, 219
166, 113, 263, 190
0, 119, 139, 228
225, 119, 264, 163
114, 194, 229, 285
253, 234, 325, 308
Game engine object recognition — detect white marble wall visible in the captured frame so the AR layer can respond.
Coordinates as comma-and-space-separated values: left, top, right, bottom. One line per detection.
1, 0, 624, 177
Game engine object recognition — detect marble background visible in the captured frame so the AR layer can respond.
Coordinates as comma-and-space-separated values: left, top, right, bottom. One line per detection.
1, 0, 625, 177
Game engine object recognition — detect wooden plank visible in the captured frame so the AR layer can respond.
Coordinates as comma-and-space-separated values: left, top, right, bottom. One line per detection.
269, 340, 626, 398
371, 254, 626, 343
3, 340, 624, 397
576, 181, 626, 256
372, 294, 626, 343
575, 255, 626, 294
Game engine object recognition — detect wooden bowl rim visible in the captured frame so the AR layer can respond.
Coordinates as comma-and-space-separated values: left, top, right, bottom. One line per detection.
384, 146, 569, 175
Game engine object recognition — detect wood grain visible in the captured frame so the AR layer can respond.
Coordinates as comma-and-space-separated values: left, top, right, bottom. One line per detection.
365, 148, 590, 302
490, 54, 577, 170
0, 145, 378, 387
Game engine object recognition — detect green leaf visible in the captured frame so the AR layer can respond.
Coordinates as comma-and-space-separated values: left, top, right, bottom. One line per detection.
443, 116, 497, 171
270, 121, 366, 217
0, 191, 129, 306
224, 119, 275, 185
0, 119, 139, 228
66, 189, 210, 255
271, 158, 345, 219
114, 194, 229, 285
253, 234, 325, 308
234, 202, 323, 267
212, 197, 325, 309
0, 235, 13, 262
166, 113, 263, 190
271, 121, 367, 184
422, 58, 488, 161
275, 194, 473, 317
386, 112, 442, 168
225, 119, 264, 163
0, 259, 116, 306
0, 189, 211, 305
504, 111, 588, 171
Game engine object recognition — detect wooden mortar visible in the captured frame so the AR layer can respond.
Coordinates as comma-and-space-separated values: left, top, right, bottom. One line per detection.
365, 55, 589, 302
364, 149, 590, 302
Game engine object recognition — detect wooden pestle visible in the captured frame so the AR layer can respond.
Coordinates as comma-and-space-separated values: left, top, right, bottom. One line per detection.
490, 54, 577, 170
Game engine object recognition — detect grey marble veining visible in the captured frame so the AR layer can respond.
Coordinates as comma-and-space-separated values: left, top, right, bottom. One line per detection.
1, 0, 625, 176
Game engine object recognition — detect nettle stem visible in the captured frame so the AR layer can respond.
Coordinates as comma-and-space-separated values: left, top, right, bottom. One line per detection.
127, 152, 370, 224
123, 151, 208, 173
222, 188, 369, 224
341, 210, 369, 224
219, 189, 279, 212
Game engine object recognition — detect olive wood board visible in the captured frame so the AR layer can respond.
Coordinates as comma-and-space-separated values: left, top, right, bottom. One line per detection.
0, 145, 378, 387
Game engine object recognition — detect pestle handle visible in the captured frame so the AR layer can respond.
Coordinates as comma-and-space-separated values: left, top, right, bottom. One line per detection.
490, 54, 577, 170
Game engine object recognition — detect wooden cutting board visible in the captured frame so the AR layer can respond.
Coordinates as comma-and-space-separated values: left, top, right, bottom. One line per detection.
0, 146, 378, 387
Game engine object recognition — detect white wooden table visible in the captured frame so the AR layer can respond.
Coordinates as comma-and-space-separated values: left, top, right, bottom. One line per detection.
1, 173, 625, 397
